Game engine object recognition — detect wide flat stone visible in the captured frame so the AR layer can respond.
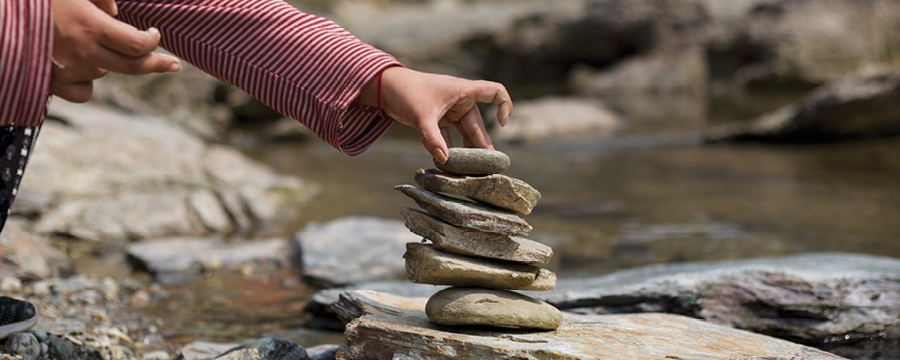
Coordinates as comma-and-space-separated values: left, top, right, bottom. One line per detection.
292, 217, 421, 287
395, 185, 531, 237
414, 169, 541, 215
332, 290, 845, 360
425, 287, 563, 330
540, 252, 900, 356
433, 148, 510, 175
400, 208, 551, 264
403, 243, 555, 291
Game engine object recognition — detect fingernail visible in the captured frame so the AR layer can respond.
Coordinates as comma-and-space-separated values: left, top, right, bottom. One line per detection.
501, 116, 510, 127
431, 148, 448, 164
169, 62, 181, 73
111, 3, 119, 16
147, 27, 159, 35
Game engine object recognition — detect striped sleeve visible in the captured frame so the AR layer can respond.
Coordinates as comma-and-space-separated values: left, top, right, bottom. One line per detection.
116, 0, 403, 155
0, 0, 54, 126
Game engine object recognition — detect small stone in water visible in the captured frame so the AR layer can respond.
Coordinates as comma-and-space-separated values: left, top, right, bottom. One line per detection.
434, 148, 510, 175
425, 287, 563, 330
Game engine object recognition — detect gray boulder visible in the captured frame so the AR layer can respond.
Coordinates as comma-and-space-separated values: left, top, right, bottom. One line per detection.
292, 217, 420, 287
542, 252, 900, 345
215, 337, 308, 360
26, 101, 319, 242
704, 67, 900, 142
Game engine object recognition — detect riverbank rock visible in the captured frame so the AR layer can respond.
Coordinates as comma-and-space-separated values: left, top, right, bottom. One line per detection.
404, 243, 556, 291
395, 185, 532, 237
0, 219, 71, 280
127, 237, 288, 284
25, 101, 318, 242
400, 208, 552, 264
432, 148, 510, 175
414, 169, 540, 215
291, 217, 420, 287
425, 287, 563, 330
332, 290, 844, 359
541, 252, 900, 354
703, 66, 900, 142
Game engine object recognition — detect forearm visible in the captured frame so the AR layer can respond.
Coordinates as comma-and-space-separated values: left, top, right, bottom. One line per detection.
116, 0, 402, 155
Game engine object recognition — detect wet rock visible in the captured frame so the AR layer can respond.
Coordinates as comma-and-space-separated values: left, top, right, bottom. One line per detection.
414, 169, 541, 215
46, 334, 104, 360
180, 341, 241, 360
541, 252, 900, 347
29, 101, 318, 242
400, 208, 551, 264
2, 332, 40, 358
127, 237, 287, 284
403, 243, 555, 291
292, 217, 420, 287
0, 219, 71, 280
489, 96, 621, 144
704, 67, 900, 142
432, 148, 510, 175
395, 185, 531, 237
306, 281, 441, 331
425, 287, 563, 330
216, 337, 309, 360
306, 344, 341, 360
332, 290, 844, 360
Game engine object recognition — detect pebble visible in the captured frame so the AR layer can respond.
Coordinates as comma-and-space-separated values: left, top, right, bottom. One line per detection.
404, 242, 556, 291
414, 168, 541, 215
434, 148, 510, 175
395, 184, 532, 237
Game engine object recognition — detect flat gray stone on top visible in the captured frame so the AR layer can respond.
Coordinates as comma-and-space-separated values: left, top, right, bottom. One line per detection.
400, 208, 551, 264
433, 148, 511, 175
425, 287, 563, 330
395, 185, 531, 237
404, 243, 555, 291
292, 217, 421, 287
414, 168, 541, 215
540, 252, 900, 346
333, 290, 845, 359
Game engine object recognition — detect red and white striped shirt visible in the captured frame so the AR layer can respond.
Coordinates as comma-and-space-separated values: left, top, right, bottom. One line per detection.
0, 0, 402, 155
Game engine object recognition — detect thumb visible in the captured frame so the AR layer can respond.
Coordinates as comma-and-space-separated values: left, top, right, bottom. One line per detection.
416, 121, 449, 164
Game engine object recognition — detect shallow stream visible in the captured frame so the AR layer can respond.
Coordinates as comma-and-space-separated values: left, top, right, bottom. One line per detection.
137, 97, 900, 353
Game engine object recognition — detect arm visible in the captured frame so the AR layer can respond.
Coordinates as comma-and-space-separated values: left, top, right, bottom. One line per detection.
0, 0, 54, 126
116, 0, 402, 156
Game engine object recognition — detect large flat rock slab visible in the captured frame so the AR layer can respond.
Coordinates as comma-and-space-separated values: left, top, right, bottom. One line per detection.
395, 185, 532, 237
542, 252, 900, 346
332, 290, 844, 360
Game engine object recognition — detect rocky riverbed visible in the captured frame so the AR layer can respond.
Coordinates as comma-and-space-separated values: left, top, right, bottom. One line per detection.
3, 0, 900, 359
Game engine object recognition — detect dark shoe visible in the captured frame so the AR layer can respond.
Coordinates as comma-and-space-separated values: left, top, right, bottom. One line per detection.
0, 296, 37, 339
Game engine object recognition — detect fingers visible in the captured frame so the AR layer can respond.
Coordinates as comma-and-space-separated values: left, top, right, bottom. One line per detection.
97, 19, 164, 57
456, 107, 493, 149
471, 80, 513, 127
417, 120, 450, 164
50, 81, 94, 103
94, 45, 181, 75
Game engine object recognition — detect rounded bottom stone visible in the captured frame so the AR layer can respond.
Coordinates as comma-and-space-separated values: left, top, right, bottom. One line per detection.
425, 287, 563, 331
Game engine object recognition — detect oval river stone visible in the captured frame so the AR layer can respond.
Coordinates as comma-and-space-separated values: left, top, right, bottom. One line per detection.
434, 148, 511, 175
425, 287, 564, 331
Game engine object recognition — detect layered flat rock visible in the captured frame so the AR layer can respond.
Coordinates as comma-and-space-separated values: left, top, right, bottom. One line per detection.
403, 243, 555, 291
400, 208, 551, 264
395, 185, 531, 237
333, 290, 845, 360
425, 287, 563, 330
414, 169, 541, 215
433, 148, 510, 175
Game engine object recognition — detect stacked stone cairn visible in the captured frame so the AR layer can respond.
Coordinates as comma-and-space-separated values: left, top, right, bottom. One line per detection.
395, 148, 563, 331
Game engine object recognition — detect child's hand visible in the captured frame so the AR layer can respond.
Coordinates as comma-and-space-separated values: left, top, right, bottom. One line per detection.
359, 67, 513, 163
50, 0, 182, 102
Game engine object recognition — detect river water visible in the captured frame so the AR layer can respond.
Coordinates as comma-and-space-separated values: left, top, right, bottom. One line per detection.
138, 96, 900, 353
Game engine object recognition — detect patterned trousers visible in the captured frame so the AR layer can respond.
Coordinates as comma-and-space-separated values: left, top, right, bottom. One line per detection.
0, 125, 41, 232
